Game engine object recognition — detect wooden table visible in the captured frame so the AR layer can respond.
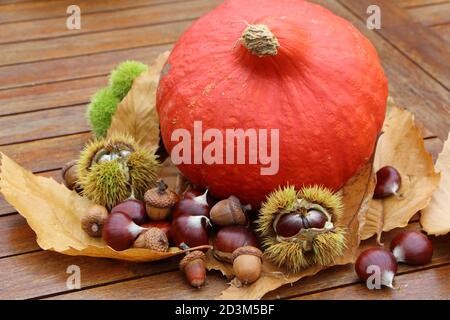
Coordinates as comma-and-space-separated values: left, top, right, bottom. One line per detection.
0, 0, 449, 300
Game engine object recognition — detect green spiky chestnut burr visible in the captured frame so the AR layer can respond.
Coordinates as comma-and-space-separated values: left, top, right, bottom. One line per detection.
109, 60, 148, 101
86, 88, 120, 138
256, 185, 346, 273
77, 133, 160, 210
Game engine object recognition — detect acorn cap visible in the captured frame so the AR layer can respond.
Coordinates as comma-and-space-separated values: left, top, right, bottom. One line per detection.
232, 246, 263, 261
133, 227, 169, 252
144, 180, 179, 208
179, 251, 206, 271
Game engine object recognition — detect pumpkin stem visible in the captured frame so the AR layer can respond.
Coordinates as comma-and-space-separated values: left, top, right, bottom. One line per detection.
240, 24, 280, 57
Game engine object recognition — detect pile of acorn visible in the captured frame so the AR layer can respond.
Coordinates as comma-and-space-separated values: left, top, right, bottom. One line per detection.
79, 179, 262, 288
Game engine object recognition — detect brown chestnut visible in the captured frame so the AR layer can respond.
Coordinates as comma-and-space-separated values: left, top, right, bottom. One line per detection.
111, 198, 147, 225
213, 226, 259, 263
103, 212, 146, 251
390, 231, 433, 266
275, 214, 304, 237
304, 209, 328, 229
373, 166, 401, 199
232, 246, 263, 285
210, 195, 250, 227
355, 247, 398, 288
172, 189, 210, 219
61, 160, 79, 191
180, 251, 206, 288
171, 215, 210, 248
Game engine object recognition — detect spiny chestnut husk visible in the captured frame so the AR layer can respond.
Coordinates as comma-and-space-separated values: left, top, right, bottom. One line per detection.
77, 133, 160, 209
256, 185, 346, 273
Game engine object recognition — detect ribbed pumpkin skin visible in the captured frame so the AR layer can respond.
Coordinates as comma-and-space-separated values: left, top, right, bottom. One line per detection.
157, 0, 388, 207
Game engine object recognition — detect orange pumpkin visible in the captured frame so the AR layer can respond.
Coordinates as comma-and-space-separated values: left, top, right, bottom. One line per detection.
157, 0, 388, 207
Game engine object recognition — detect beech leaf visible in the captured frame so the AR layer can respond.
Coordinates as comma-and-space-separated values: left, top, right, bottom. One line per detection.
360, 105, 440, 242
421, 132, 450, 235
0, 152, 210, 262
107, 51, 170, 152
215, 157, 376, 300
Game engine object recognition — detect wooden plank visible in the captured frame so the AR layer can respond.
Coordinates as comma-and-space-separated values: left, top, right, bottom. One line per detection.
293, 265, 450, 299
0, 0, 222, 45
0, 221, 446, 299
0, 44, 172, 91
0, 105, 89, 145
0, 170, 61, 217
0, 20, 186, 66
0, 14, 214, 66
0, 132, 90, 173
0, 214, 39, 258
0, 0, 185, 24
398, 0, 450, 8
312, 0, 450, 140
264, 223, 450, 299
47, 269, 228, 300
0, 251, 181, 299
432, 24, 450, 42
0, 77, 104, 116
338, 0, 450, 89
408, 2, 450, 26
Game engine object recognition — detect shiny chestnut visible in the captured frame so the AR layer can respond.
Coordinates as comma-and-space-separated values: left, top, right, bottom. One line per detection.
373, 166, 401, 199
355, 247, 398, 288
172, 190, 210, 219
171, 215, 210, 248
390, 231, 433, 266
111, 199, 147, 225
213, 225, 259, 263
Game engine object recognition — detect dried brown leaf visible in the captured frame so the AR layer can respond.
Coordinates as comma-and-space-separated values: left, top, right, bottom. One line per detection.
0, 152, 209, 262
421, 132, 450, 235
216, 158, 376, 300
361, 105, 440, 242
107, 51, 170, 152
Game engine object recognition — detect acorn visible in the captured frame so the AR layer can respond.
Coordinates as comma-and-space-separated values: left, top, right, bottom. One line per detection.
256, 185, 346, 273
77, 133, 160, 209
81, 204, 109, 237
133, 227, 169, 252
144, 180, 179, 220
61, 160, 79, 191
210, 195, 250, 227
180, 251, 206, 288
232, 246, 263, 285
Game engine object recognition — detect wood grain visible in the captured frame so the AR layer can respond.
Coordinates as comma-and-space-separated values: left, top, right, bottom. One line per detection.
408, 2, 450, 26
0, 17, 212, 66
0, 44, 173, 91
0, 132, 90, 173
338, 0, 450, 90
398, 0, 450, 8
293, 265, 450, 299
0, 0, 186, 24
0, 105, 89, 145
433, 24, 450, 42
0, 0, 222, 44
